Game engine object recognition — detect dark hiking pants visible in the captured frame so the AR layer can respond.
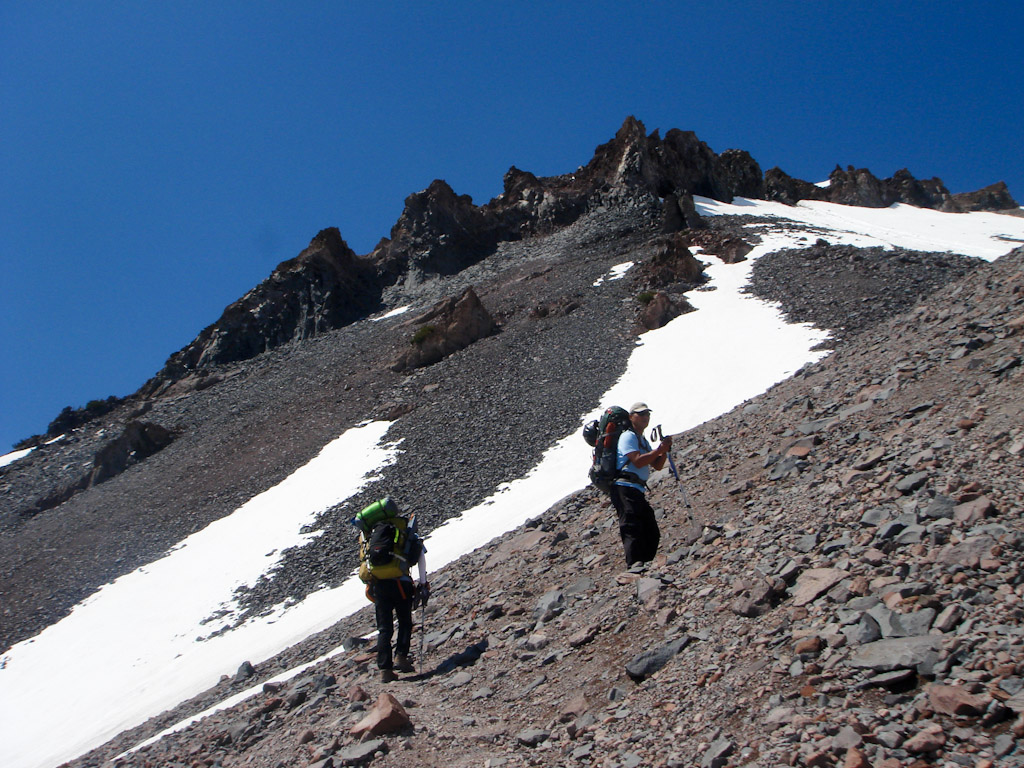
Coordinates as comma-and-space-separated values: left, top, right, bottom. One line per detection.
373, 577, 414, 670
610, 484, 660, 566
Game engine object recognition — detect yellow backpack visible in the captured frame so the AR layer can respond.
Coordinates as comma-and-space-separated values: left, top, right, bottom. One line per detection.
358, 515, 412, 583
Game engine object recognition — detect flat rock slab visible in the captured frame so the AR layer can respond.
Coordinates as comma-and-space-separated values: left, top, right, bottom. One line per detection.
335, 738, 387, 765
847, 636, 941, 673
625, 635, 692, 681
927, 683, 989, 716
935, 535, 997, 567
791, 568, 846, 607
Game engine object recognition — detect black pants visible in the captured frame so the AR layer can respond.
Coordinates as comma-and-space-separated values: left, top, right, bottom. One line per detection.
610, 484, 660, 566
373, 578, 414, 670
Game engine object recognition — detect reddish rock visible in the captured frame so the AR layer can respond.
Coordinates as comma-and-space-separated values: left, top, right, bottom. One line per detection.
559, 693, 590, 722
927, 684, 989, 716
347, 684, 370, 702
903, 723, 946, 753
392, 287, 497, 372
843, 747, 869, 768
954, 496, 995, 525
794, 636, 823, 655
640, 290, 690, 331
791, 569, 846, 607
350, 692, 411, 738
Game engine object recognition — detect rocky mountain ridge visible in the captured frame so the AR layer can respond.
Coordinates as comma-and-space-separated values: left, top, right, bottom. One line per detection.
65, 244, 1024, 768
20, 116, 1011, 415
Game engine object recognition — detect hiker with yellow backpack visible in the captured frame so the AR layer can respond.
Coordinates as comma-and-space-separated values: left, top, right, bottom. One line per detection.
354, 497, 429, 682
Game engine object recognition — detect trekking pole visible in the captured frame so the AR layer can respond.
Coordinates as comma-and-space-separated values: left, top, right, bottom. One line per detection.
418, 597, 426, 675
651, 425, 680, 482
652, 425, 692, 510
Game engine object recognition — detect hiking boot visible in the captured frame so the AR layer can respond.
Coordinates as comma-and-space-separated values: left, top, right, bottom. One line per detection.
394, 653, 414, 672
628, 561, 648, 574
380, 668, 397, 683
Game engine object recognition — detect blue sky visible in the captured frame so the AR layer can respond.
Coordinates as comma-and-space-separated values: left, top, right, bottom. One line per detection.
2, 1, 1022, 450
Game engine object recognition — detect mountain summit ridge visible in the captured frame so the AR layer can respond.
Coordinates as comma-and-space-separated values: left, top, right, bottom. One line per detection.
122, 117, 1017, 403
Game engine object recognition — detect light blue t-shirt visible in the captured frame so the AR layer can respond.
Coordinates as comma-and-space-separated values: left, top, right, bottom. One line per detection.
615, 429, 652, 490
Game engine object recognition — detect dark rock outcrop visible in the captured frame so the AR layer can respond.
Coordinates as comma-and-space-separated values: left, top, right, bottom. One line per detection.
679, 230, 754, 264
639, 291, 691, 331
764, 167, 828, 206
766, 164, 1019, 212
885, 168, 952, 209
641, 233, 706, 288
662, 193, 706, 233
578, 117, 763, 203
826, 165, 903, 207
947, 180, 1019, 212
371, 180, 515, 285
391, 287, 497, 372
16, 420, 175, 521
90, 421, 176, 486
142, 229, 379, 397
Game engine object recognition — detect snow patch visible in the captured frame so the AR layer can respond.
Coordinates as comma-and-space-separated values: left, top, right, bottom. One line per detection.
593, 261, 635, 286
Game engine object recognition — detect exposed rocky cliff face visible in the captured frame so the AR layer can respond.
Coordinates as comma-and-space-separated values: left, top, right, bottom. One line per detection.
766, 165, 1019, 212
120, 118, 1015, 402
390, 287, 497, 373
141, 228, 380, 398
133, 118, 771, 398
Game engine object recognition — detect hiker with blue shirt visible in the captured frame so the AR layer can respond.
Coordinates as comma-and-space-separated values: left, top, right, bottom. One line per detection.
611, 402, 672, 570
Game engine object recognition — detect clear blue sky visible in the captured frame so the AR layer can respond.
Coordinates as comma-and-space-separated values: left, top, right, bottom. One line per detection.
2, 1, 1022, 450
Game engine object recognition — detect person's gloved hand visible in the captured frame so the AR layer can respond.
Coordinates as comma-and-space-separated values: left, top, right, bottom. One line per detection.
416, 581, 430, 607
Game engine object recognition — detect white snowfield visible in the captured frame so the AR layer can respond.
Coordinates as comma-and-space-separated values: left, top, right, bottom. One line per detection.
2, 199, 1024, 768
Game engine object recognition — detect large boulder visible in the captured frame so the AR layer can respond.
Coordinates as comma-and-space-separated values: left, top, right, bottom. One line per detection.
350, 693, 410, 738
391, 287, 497, 372
642, 233, 705, 288
640, 291, 691, 331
